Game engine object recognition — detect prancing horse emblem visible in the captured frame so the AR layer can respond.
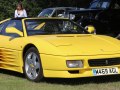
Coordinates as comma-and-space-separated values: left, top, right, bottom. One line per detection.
105, 60, 109, 65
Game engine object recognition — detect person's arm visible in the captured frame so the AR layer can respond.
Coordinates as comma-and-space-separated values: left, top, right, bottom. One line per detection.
23, 9, 27, 17
14, 10, 17, 18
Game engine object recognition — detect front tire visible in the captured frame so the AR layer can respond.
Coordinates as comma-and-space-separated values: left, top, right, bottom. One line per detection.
23, 47, 43, 82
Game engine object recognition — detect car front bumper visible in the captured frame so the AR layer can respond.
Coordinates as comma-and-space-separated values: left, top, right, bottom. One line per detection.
43, 66, 120, 78
40, 53, 120, 78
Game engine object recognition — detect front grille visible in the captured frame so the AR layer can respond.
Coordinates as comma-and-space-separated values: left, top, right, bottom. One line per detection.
88, 58, 120, 67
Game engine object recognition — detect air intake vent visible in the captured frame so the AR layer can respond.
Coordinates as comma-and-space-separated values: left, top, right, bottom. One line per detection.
88, 58, 120, 67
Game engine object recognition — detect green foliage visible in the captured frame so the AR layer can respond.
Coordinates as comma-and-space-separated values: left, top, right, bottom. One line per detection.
0, 0, 42, 20
0, 0, 91, 21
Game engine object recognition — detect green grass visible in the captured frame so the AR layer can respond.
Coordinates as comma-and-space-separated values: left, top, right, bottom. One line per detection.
0, 70, 120, 90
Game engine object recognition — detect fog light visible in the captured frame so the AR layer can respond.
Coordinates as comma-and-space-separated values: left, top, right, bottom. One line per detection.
66, 60, 83, 68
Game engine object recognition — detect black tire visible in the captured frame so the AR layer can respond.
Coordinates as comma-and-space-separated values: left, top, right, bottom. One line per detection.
23, 47, 43, 82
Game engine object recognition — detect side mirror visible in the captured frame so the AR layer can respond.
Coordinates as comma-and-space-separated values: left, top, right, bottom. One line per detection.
6, 27, 23, 37
85, 25, 96, 34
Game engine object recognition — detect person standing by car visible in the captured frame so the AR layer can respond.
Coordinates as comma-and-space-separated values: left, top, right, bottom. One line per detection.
14, 2, 27, 18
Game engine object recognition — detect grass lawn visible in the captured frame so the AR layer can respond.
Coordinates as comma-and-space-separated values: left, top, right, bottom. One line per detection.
0, 69, 120, 90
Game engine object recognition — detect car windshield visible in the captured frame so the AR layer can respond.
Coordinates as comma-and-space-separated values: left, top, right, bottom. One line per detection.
38, 9, 53, 17
25, 19, 84, 36
89, 0, 111, 9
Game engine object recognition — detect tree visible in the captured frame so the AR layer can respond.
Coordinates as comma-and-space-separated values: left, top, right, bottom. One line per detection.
0, 0, 92, 21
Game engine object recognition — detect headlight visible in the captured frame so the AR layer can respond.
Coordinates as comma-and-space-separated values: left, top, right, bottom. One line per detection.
66, 60, 83, 68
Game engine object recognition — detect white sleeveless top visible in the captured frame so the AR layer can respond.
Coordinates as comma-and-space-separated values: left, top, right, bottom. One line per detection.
14, 9, 27, 18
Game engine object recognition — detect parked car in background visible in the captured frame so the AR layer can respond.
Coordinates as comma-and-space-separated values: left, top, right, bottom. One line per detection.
38, 7, 79, 19
69, 0, 120, 37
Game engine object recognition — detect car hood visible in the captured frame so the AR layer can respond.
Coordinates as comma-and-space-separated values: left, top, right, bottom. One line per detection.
35, 34, 120, 56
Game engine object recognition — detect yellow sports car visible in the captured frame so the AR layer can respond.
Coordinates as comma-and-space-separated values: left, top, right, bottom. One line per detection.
0, 17, 120, 82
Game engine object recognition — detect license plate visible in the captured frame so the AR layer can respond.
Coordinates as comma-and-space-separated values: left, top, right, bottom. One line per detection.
92, 67, 119, 76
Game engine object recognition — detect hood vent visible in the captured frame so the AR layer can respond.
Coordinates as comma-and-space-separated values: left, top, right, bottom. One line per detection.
57, 35, 74, 37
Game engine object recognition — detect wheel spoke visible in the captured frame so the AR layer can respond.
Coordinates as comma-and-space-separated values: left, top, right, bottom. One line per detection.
32, 54, 37, 66
35, 62, 40, 69
31, 70, 37, 78
26, 53, 33, 65
32, 54, 37, 61
27, 53, 32, 59
27, 67, 32, 74
27, 58, 33, 65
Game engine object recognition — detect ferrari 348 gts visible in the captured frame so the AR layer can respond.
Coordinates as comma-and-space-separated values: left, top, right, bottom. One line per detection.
0, 17, 120, 82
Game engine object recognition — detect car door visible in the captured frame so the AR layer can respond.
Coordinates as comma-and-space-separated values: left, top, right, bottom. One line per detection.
0, 19, 24, 71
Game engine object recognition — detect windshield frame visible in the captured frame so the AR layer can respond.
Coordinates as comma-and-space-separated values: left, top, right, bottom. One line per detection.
38, 9, 54, 17
89, 0, 111, 9
24, 18, 86, 36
